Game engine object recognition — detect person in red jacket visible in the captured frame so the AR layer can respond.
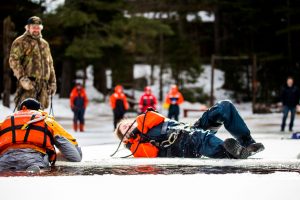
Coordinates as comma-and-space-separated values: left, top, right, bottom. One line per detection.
164, 85, 184, 121
110, 85, 129, 129
139, 86, 158, 114
70, 83, 88, 132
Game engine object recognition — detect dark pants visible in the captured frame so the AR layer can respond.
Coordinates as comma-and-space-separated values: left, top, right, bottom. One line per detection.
113, 110, 125, 129
73, 108, 85, 124
168, 104, 180, 121
281, 105, 296, 131
162, 100, 256, 158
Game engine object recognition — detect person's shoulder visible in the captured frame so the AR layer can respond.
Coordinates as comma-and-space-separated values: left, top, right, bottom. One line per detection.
12, 34, 27, 44
40, 38, 50, 45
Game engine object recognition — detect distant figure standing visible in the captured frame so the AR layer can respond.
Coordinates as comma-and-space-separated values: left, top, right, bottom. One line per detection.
70, 83, 88, 132
164, 85, 184, 121
9, 16, 57, 109
110, 85, 129, 128
139, 86, 158, 113
280, 77, 300, 132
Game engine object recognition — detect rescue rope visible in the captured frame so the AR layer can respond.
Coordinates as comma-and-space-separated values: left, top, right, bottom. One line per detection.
13, 88, 24, 112
49, 94, 55, 117
120, 110, 149, 158
110, 119, 136, 157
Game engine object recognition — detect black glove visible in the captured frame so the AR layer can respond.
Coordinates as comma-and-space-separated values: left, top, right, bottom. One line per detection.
125, 127, 140, 139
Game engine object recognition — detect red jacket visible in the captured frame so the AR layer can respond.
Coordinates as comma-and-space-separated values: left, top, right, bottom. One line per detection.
139, 93, 157, 113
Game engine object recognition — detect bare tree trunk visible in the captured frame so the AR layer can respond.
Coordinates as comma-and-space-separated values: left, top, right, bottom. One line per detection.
83, 64, 87, 88
214, 6, 221, 55
159, 33, 164, 101
150, 62, 154, 85
60, 59, 74, 98
3, 16, 15, 107
94, 64, 107, 95
286, 0, 292, 67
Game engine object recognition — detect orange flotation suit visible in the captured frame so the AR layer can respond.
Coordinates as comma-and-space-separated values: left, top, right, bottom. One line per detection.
126, 111, 166, 158
0, 109, 56, 162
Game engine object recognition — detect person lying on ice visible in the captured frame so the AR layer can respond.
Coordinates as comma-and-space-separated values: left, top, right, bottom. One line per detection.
0, 98, 82, 172
114, 100, 265, 159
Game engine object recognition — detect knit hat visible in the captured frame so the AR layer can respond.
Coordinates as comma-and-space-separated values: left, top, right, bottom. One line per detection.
18, 98, 41, 111
27, 16, 42, 25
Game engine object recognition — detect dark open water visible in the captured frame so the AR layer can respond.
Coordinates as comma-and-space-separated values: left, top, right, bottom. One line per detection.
0, 164, 299, 177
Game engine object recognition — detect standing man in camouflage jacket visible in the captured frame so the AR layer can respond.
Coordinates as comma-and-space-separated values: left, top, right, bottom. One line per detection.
9, 16, 57, 109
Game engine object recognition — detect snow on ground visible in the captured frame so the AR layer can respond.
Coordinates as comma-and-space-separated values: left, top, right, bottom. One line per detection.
1, 107, 300, 200
1, 65, 300, 200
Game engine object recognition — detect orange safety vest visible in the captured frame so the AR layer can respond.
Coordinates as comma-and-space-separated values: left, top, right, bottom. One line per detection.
126, 111, 166, 158
0, 110, 56, 161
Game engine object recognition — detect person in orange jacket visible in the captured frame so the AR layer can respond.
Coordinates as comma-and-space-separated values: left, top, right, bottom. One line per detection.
110, 85, 129, 129
0, 98, 82, 172
164, 85, 184, 121
70, 83, 88, 132
139, 86, 158, 114
114, 100, 265, 159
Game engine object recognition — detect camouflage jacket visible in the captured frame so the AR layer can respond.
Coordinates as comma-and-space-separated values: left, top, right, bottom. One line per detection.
9, 31, 56, 84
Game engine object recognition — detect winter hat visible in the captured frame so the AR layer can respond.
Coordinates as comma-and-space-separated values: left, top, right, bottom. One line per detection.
27, 16, 42, 25
18, 98, 41, 111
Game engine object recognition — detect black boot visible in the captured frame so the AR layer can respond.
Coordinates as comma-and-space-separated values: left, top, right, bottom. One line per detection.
223, 138, 251, 159
237, 135, 256, 147
223, 138, 265, 159
246, 142, 265, 155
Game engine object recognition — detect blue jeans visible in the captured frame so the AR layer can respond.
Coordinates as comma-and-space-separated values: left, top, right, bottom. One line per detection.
281, 105, 296, 131
195, 100, 254, 143
161, 100, 256, 158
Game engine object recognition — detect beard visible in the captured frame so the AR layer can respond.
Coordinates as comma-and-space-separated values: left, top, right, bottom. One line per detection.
29, 30, 41, 38
32, 31, 40, 36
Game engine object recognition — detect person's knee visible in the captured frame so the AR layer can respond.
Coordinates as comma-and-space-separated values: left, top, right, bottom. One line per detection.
218, 100, 233, 107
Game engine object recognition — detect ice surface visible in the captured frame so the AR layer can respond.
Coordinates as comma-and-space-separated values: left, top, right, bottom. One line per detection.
1, 65, 300, 200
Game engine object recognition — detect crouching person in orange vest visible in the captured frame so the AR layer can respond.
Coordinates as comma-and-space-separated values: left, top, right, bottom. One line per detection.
114, 100, 265, 159
0, 98, 82, 172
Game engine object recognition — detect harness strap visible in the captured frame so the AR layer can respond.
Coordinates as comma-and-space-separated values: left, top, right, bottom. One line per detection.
24, 115, 36, 142
0, 124, 54, 146
43, 123, 48, 147
11, 116, 16, 143
161, 120, 170, 135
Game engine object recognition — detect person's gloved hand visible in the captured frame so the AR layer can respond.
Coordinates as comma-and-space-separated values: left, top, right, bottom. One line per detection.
19, 76, 34, 90
48, 82, 57, 95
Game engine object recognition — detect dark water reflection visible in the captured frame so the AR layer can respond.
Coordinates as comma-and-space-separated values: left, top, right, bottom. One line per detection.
0, 165, 300, 177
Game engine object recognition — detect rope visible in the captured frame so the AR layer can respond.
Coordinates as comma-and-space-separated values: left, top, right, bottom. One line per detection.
49, 94, 55, 117
120, 110, 149, 158
110, 119, 136, 157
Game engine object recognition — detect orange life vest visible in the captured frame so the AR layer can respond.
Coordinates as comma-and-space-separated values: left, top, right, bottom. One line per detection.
165, 85, 184, 105
109, 85, 129, 110
0, 109, 56, 161
126, 111, 166, 158
127, 135, 159, 158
